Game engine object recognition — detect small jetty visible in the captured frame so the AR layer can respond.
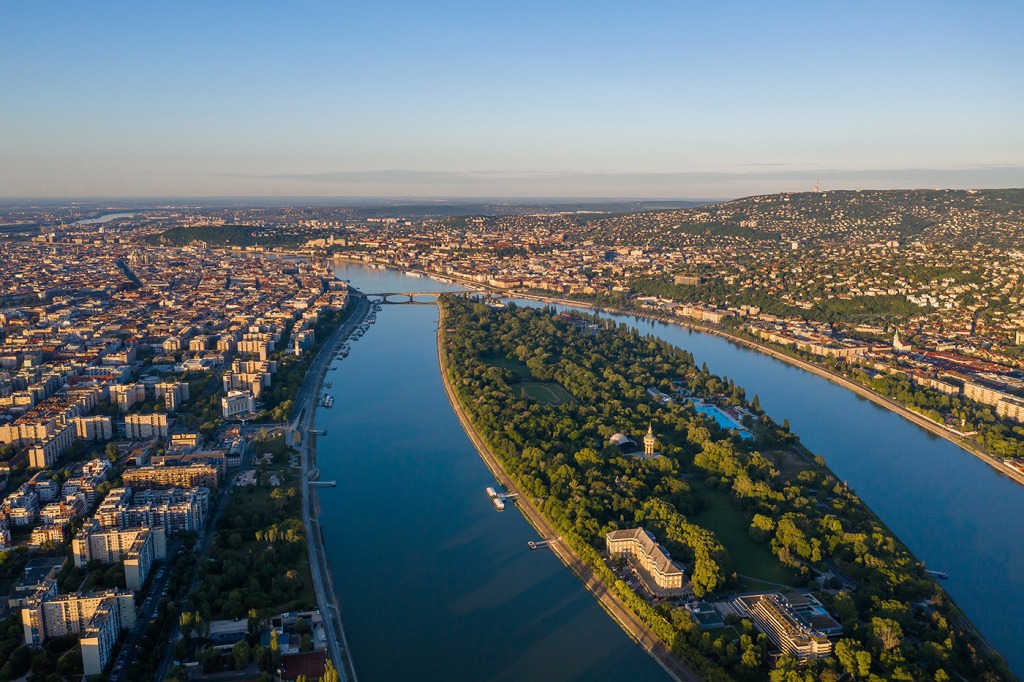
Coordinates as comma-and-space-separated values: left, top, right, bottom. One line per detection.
527, 537, 558, 550
486, 486, 518, 511
320, 394, 334, 408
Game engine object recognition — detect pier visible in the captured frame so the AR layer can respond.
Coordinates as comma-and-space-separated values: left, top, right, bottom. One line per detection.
485, 486, 518, 511
528, 537, 559, 550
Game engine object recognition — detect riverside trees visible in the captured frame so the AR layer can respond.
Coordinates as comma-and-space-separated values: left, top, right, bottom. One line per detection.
442, 297, 1013, 682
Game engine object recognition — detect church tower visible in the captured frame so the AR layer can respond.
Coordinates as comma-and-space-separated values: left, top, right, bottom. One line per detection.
644, 424, 656, 457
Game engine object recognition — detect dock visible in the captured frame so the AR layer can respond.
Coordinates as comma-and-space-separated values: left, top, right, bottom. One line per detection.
527, 537, 559, 550
485, 486, 518, 511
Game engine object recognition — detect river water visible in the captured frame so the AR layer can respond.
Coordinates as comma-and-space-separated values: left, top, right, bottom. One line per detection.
569, 309, 1024, 677
314, 263, 670, 682
318, 262, 1024, 678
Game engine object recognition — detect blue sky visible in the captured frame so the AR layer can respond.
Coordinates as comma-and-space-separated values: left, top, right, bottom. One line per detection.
1, 1, 1022, 198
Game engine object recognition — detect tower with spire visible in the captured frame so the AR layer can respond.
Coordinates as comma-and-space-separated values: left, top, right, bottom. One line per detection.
644, 424, 657, 458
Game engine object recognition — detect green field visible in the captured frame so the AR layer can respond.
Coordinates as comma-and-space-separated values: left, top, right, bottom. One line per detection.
486, 355, 576, 405
688, 479, 795, 587
519, 381, 576, 405
487, 355, 532, 380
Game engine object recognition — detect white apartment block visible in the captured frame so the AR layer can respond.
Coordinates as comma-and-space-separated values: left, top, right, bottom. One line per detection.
124, 412, 170, 440
72, 525, 164, 591
109, 383, 146, 412
73, 415, 113, 441
22, 589, 136, 676
28, 423, 76, 468
221, 390, 255, 418
155, 381, 190, 412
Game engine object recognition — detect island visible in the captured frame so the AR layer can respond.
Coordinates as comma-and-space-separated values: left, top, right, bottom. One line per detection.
438, 296, 1012, 682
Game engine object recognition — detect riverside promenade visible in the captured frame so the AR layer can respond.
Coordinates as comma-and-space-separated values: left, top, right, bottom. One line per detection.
435, 301, 700, 682
291, 296, 369, 682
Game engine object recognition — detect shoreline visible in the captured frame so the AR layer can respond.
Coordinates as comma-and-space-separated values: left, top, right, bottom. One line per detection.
504, 291, 1024, 489
296, 296, 368, 682
435, 301, 701, 682
329, 256, 1024, 486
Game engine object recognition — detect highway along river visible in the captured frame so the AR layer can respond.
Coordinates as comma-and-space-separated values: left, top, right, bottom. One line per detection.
314, 262, 670, 682
319, 262, 1024, 679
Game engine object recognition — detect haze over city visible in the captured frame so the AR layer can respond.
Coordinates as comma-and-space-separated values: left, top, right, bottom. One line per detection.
2, 1, 1022, 198
3, 3, 1024, 682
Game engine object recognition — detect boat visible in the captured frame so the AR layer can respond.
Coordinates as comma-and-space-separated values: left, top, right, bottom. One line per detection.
492, 497, 505, 511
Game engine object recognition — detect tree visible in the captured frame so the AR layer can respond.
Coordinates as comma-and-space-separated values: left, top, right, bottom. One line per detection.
323, 660, 341, 682
232, 639, 251, 670
835, 638, 872, 679
270, 628, 282, 666
247, 607, 261, 637
871, 616, 903, 653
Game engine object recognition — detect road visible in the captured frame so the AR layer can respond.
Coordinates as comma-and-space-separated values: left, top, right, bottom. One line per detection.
291, 295, 368, 682
153, 432, 256, 681
435, 301, 701, 682
109, 541, 180, 681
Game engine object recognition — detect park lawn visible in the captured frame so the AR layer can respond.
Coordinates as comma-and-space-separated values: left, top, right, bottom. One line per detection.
486, 355, 577, 405
519, 381, 576, 406
687, 479, 795, 587
486, 355, 533, 381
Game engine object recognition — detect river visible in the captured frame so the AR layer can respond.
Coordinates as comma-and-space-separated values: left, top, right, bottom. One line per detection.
73, 211, 136, 224
314, 262, 670, 681
319, 262, 1024, 679
516, 302, 1024, 677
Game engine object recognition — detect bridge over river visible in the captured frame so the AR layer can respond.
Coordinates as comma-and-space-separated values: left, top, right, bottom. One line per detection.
355, 289, 486, 304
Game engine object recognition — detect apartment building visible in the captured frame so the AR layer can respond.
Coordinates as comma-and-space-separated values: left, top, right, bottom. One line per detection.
21, 589, 136, 676
124, 412, 170, 440
123, 463, 218, 490
221, 390, 255, 419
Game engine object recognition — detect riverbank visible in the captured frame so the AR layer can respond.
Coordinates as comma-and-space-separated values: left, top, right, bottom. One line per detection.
296, 296, 369, 682
332, 256, 1024, 487
435, 301, 700, 682
504, 291, 1024, 489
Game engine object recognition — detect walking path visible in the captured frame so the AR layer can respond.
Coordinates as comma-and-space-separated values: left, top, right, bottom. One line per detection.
294, 296, 369, 682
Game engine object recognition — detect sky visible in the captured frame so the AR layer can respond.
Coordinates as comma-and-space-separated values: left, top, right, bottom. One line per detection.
1, 1, 1022, 199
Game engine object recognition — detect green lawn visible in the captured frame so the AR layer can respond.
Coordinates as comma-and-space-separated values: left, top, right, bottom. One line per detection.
688, 479, 795, 587
486, 355, 577, 405
519, 381, 576, 405
487, 355, 533, 380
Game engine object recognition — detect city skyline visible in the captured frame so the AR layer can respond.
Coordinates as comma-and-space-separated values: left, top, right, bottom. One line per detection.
2, 1, 1022, 198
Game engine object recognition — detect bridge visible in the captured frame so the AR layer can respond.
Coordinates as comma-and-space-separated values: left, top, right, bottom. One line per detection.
358, 290, 482, 304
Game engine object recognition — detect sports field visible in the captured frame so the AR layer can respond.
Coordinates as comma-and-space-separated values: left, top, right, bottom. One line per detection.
519, 381, 576, 405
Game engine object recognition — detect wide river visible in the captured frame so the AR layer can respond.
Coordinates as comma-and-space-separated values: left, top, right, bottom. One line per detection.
317, 262, 1024, 679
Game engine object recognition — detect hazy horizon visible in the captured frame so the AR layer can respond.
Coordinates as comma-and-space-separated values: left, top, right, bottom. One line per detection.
2, 2, 1022, 198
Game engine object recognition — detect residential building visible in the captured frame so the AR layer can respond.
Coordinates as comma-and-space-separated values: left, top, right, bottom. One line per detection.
21, 589, 136, 676
221, 390, 255, 419
124, 412, 170, 439
73, 415, 114, 441
123, 463, 218, 490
